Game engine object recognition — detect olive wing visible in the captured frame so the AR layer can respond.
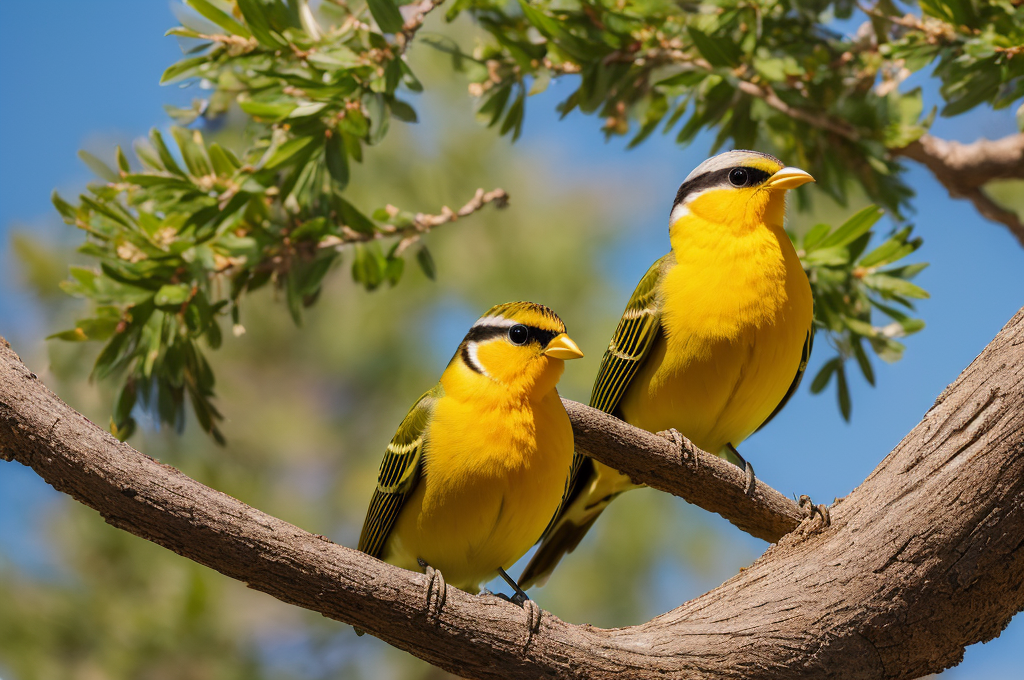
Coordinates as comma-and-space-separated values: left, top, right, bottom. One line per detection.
357, 384, 442, 559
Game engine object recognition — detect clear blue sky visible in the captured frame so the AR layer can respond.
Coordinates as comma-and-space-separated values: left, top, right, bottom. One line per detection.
1, 2, 1022, 677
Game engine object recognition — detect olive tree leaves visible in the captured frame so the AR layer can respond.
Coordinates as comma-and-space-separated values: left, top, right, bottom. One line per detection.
52, 0, 504, 443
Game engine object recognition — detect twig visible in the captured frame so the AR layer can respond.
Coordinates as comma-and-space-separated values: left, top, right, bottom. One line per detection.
319, 187, 509, 253
398, 0, 446, 53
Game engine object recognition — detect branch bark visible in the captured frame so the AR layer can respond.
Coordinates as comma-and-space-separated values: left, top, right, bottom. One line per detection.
2, 305, 1024, 679
563, 399, 806, 542
892, 133, 1024, 246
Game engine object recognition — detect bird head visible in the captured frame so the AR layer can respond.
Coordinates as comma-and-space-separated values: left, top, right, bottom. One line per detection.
454, 302, 583, 394
668, 150, 814, 235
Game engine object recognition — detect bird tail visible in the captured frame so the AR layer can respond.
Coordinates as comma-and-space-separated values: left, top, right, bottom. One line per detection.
518, 458, 636, 590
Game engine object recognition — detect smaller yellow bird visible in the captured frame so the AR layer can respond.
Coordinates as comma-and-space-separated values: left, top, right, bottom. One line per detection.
357, 301, 584, 597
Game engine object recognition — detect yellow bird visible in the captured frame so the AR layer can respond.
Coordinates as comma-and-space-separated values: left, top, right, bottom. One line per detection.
358, 301, 584, 596
519, 150, 815, 589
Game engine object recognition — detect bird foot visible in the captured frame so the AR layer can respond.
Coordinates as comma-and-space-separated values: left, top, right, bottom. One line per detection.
798, 494, 831, 529
725, 443, 756, 496
658, 428, 697, 469
418, 558, 447, 622
487, 570, 543, 648
497, 566, 532, 606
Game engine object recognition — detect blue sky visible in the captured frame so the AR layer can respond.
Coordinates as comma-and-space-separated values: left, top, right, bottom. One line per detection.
2, 2, 1023, 677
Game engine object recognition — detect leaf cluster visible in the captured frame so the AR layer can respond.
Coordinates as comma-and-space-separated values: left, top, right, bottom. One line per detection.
796, 205, 927, 419
445, 0, 1023, 214
51, 0, 463, 442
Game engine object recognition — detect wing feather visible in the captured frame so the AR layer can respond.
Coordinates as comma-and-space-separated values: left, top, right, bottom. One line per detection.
357, 384, 442, 559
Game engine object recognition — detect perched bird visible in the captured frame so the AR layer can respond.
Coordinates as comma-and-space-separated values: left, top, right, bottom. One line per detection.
357, 301, 584, 596
519, 150, 815, 590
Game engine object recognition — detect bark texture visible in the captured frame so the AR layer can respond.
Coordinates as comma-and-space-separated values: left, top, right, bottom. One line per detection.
564, 399, 806, 542
2, 305, 1024, 679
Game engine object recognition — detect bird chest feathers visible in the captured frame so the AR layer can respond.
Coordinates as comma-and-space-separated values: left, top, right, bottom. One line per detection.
620, 214, 812, 452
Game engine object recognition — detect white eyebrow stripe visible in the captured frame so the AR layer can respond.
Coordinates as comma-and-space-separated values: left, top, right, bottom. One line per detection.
464, 341, 491, 377
472, 315, 516, 329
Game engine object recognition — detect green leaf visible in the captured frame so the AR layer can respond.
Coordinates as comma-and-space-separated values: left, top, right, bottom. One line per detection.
333, 195, 376, 234
155, 283, 192, 307
150, 129, 187, 176
853, 337, 876, 386
171, 126, 213, 177
862, 274, 930, 300
478, 85, 512, 128
518, 0, 608, 61
385, 254, 404, 285
351, 244, 386, 290
161, 55, 209, 84
262, 135, 317, 170
185, 0, 252, 37
366, 93, 391, 145
416, 245, 436, 280
52, 191, 78, 222
801, 246, 850, 267
817, 205, 884, 249
687, 27, 741, 68
500, 88, 526, 141
307, 46, 362, 69
78, 150, 119, 182
236, 0, 287, 47
207, 143, 241, 176
238, 98, 297, 120
325, 134, 350, 190
802, 223, 831, 251
390, 99, 418, 123
836, 362, 851, 421
115, 145, 131, 174
367, 0, 404, 33
810, 357, 841, 394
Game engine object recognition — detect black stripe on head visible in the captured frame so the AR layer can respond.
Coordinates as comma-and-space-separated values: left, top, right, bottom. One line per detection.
458, 323, 560, 374
672, 165, 774, 210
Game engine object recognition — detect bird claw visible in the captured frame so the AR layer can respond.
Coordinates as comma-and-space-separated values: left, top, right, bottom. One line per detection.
486, 577, 542, 648
726, 443, 756, 496
743, 460, 756, 496
659, 428, 697, 469
418, 558, 447, 622
798, 494, 831, 528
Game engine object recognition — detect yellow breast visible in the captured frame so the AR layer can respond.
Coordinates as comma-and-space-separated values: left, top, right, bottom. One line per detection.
618, 209, 812, 454
383, 362, 574, 592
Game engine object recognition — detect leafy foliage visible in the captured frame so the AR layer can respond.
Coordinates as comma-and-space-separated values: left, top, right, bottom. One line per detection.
795, 205, 927, 419
51, 0, 954, 441
446, 0, 1023, 213
51, 0, 503, 442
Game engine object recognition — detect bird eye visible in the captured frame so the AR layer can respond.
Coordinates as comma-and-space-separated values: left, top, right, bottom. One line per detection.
729, 168, 749, 187
508, 324, 529, 345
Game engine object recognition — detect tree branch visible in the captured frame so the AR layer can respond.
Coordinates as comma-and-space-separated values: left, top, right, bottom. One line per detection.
319, 187, 510, 254
563, 400, 806, 542
3, 305, 1024, 678
892, 133, 1024, 245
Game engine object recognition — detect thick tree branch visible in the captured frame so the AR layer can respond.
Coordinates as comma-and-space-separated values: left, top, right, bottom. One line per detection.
3, 305, 1024, 678
892, 133, 1024, 245
563, 399, 806, 542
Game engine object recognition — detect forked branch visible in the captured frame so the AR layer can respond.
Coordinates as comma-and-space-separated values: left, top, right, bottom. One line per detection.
2, 305, 1024, 679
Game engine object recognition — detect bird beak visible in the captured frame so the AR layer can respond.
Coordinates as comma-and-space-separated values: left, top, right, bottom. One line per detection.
766, 167, 815, 191
543, 333, 584, 360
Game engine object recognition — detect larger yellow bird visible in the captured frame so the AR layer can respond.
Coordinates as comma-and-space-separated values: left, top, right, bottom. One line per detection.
519, 150, 815, 589
358, 301, 584, 594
